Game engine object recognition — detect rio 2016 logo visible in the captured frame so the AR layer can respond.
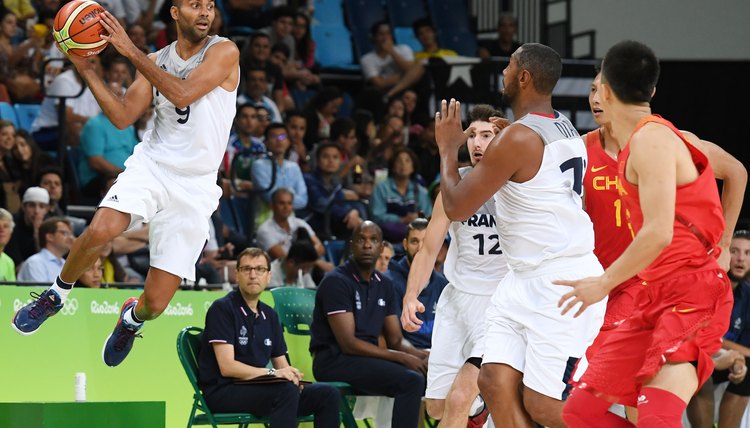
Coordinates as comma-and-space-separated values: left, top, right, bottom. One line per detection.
13, 298, 79, 316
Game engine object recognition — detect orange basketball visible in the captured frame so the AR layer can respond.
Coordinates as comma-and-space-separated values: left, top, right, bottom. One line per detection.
53, 0, 109, 57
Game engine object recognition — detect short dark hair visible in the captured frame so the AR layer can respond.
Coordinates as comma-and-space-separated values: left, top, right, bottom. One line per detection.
272, 5, 296, 21
264, 122, 287, 139
515, 43, 562, 95
411, 17, 433, 36
370, 20, 390, 38
315, 142, 341, 161
271, 187, 294, 204
285, 111, 305, 123
330, 117, 356, 141
236, 247, 271, 269
40, 217, 70, 248
36, 166, 64, 187
468, 104, 503, 123
236, 102, 257, 115
406, 218, 428, 239
271, 42, 290, 58
250, 32, 271, 44
287, 240, 318, 263
601, 40, 659, 104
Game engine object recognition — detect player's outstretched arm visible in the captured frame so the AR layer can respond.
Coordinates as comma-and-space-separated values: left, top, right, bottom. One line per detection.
66, 52, 153, 129
401, 195, 450, 332
557, 124, 679, 316
98, 11, 239, 109
435, 99, 529, 220
683, 131, 747, 270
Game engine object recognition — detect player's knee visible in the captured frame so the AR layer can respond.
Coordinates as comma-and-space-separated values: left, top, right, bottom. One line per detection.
637, 387, 686, 428
82, 220, 119, 245
523, 394, 559, 427
445, 385, 475, 409
425, 399, 444, 420
561, 389, 604, 428
477, 368, 507, 401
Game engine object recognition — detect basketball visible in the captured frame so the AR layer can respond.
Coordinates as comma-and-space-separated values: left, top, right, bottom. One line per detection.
53, 0, 109, 57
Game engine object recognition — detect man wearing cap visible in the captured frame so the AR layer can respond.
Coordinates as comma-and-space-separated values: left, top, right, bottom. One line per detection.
18, 217, 75, 283
6, 187, 51, 266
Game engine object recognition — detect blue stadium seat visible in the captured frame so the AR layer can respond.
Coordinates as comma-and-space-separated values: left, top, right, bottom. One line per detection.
427, 0, 471, 32
344, 0, 386, 57
335, 91, 354, 118
313, 0, 345, 27
291, 88, 318, 111
439, 29, 478, 57
324, 240, 347, 265
13, 103, 41, 132
214, 0, 258, 36
311, 25, 360, 70
219, 197, 240, 235
394, 27, 422, 53
385, 0, 427, 28
0, 102, 19, 128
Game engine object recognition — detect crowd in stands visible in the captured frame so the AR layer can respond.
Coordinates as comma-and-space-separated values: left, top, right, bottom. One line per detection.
0, 0, 521, 288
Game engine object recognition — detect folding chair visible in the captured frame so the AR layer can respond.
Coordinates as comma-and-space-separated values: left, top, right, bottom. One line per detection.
270, 288, 360, 428
176, 326, 264, 427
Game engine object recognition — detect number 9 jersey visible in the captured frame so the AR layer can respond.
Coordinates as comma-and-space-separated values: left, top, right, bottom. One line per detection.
493, 111, 596, 271
142, 35, 238, 176
443, 167, 509, 296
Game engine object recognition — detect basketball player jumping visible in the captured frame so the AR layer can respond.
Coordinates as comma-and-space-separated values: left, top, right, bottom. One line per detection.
558, 40, 734, 428
13, 0, 239, 367
401, 104, 509, 428
433, 43, 606, 428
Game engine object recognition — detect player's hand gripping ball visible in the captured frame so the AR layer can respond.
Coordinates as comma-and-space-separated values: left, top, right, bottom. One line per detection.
53, 0, 109, 57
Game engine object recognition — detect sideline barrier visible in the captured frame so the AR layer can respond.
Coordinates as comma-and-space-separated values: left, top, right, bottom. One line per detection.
0, 401, 165, 428
0, 286, 312, 428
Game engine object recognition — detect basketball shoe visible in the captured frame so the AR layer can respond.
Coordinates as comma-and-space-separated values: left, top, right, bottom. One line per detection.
102, 298, 142, 367
12, 289, 63, 335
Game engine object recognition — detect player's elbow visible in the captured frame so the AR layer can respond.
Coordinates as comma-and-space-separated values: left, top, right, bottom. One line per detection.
442, 203, 471, 222
650, 228, 673, 251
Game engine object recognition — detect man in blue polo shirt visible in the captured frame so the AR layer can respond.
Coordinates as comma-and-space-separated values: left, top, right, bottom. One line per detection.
199, 247, 340, 426
310, 221, 428, 428
388, 218, 447, 349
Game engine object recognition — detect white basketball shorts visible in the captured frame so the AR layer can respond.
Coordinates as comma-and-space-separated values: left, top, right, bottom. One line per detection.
426, 284, 494, 399
99, 147, 222, 281
482, 253, 606, 400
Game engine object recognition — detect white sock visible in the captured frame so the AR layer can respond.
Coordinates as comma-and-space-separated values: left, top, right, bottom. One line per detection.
50, 277, 74, 302
469, 395, 485, 417
122, 306, 144, 327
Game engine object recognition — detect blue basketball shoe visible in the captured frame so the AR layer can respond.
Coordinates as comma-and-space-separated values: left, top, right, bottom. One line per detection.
102, 298, 142, 367
12, 289, 64, 335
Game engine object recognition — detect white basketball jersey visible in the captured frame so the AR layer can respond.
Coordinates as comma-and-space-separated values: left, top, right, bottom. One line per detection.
140, 36, 237, 175
494, 112, 595, 271
443, 167, 509, 295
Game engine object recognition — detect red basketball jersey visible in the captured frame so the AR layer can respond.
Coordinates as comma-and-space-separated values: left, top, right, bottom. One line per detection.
583, 130, 632, 269
618, 115, 724, 281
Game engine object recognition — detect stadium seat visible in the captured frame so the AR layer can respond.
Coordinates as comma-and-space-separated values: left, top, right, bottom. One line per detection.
344, 0, 386, 57
290, 88, 317, 111
438, 29, 478, 57
213, 0, 257, 36
323, 239, 347, 265
313, 0, 346, 27
13, 103, 41, 132
218, 197, 240, 236
269, 288, 358, 428
426, 0, 471, 32
0, 102, 19, 128
177, 326, 274, 427
311, 25, 360, 70
393, 27, 422, 53
385, 0, 427, 28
